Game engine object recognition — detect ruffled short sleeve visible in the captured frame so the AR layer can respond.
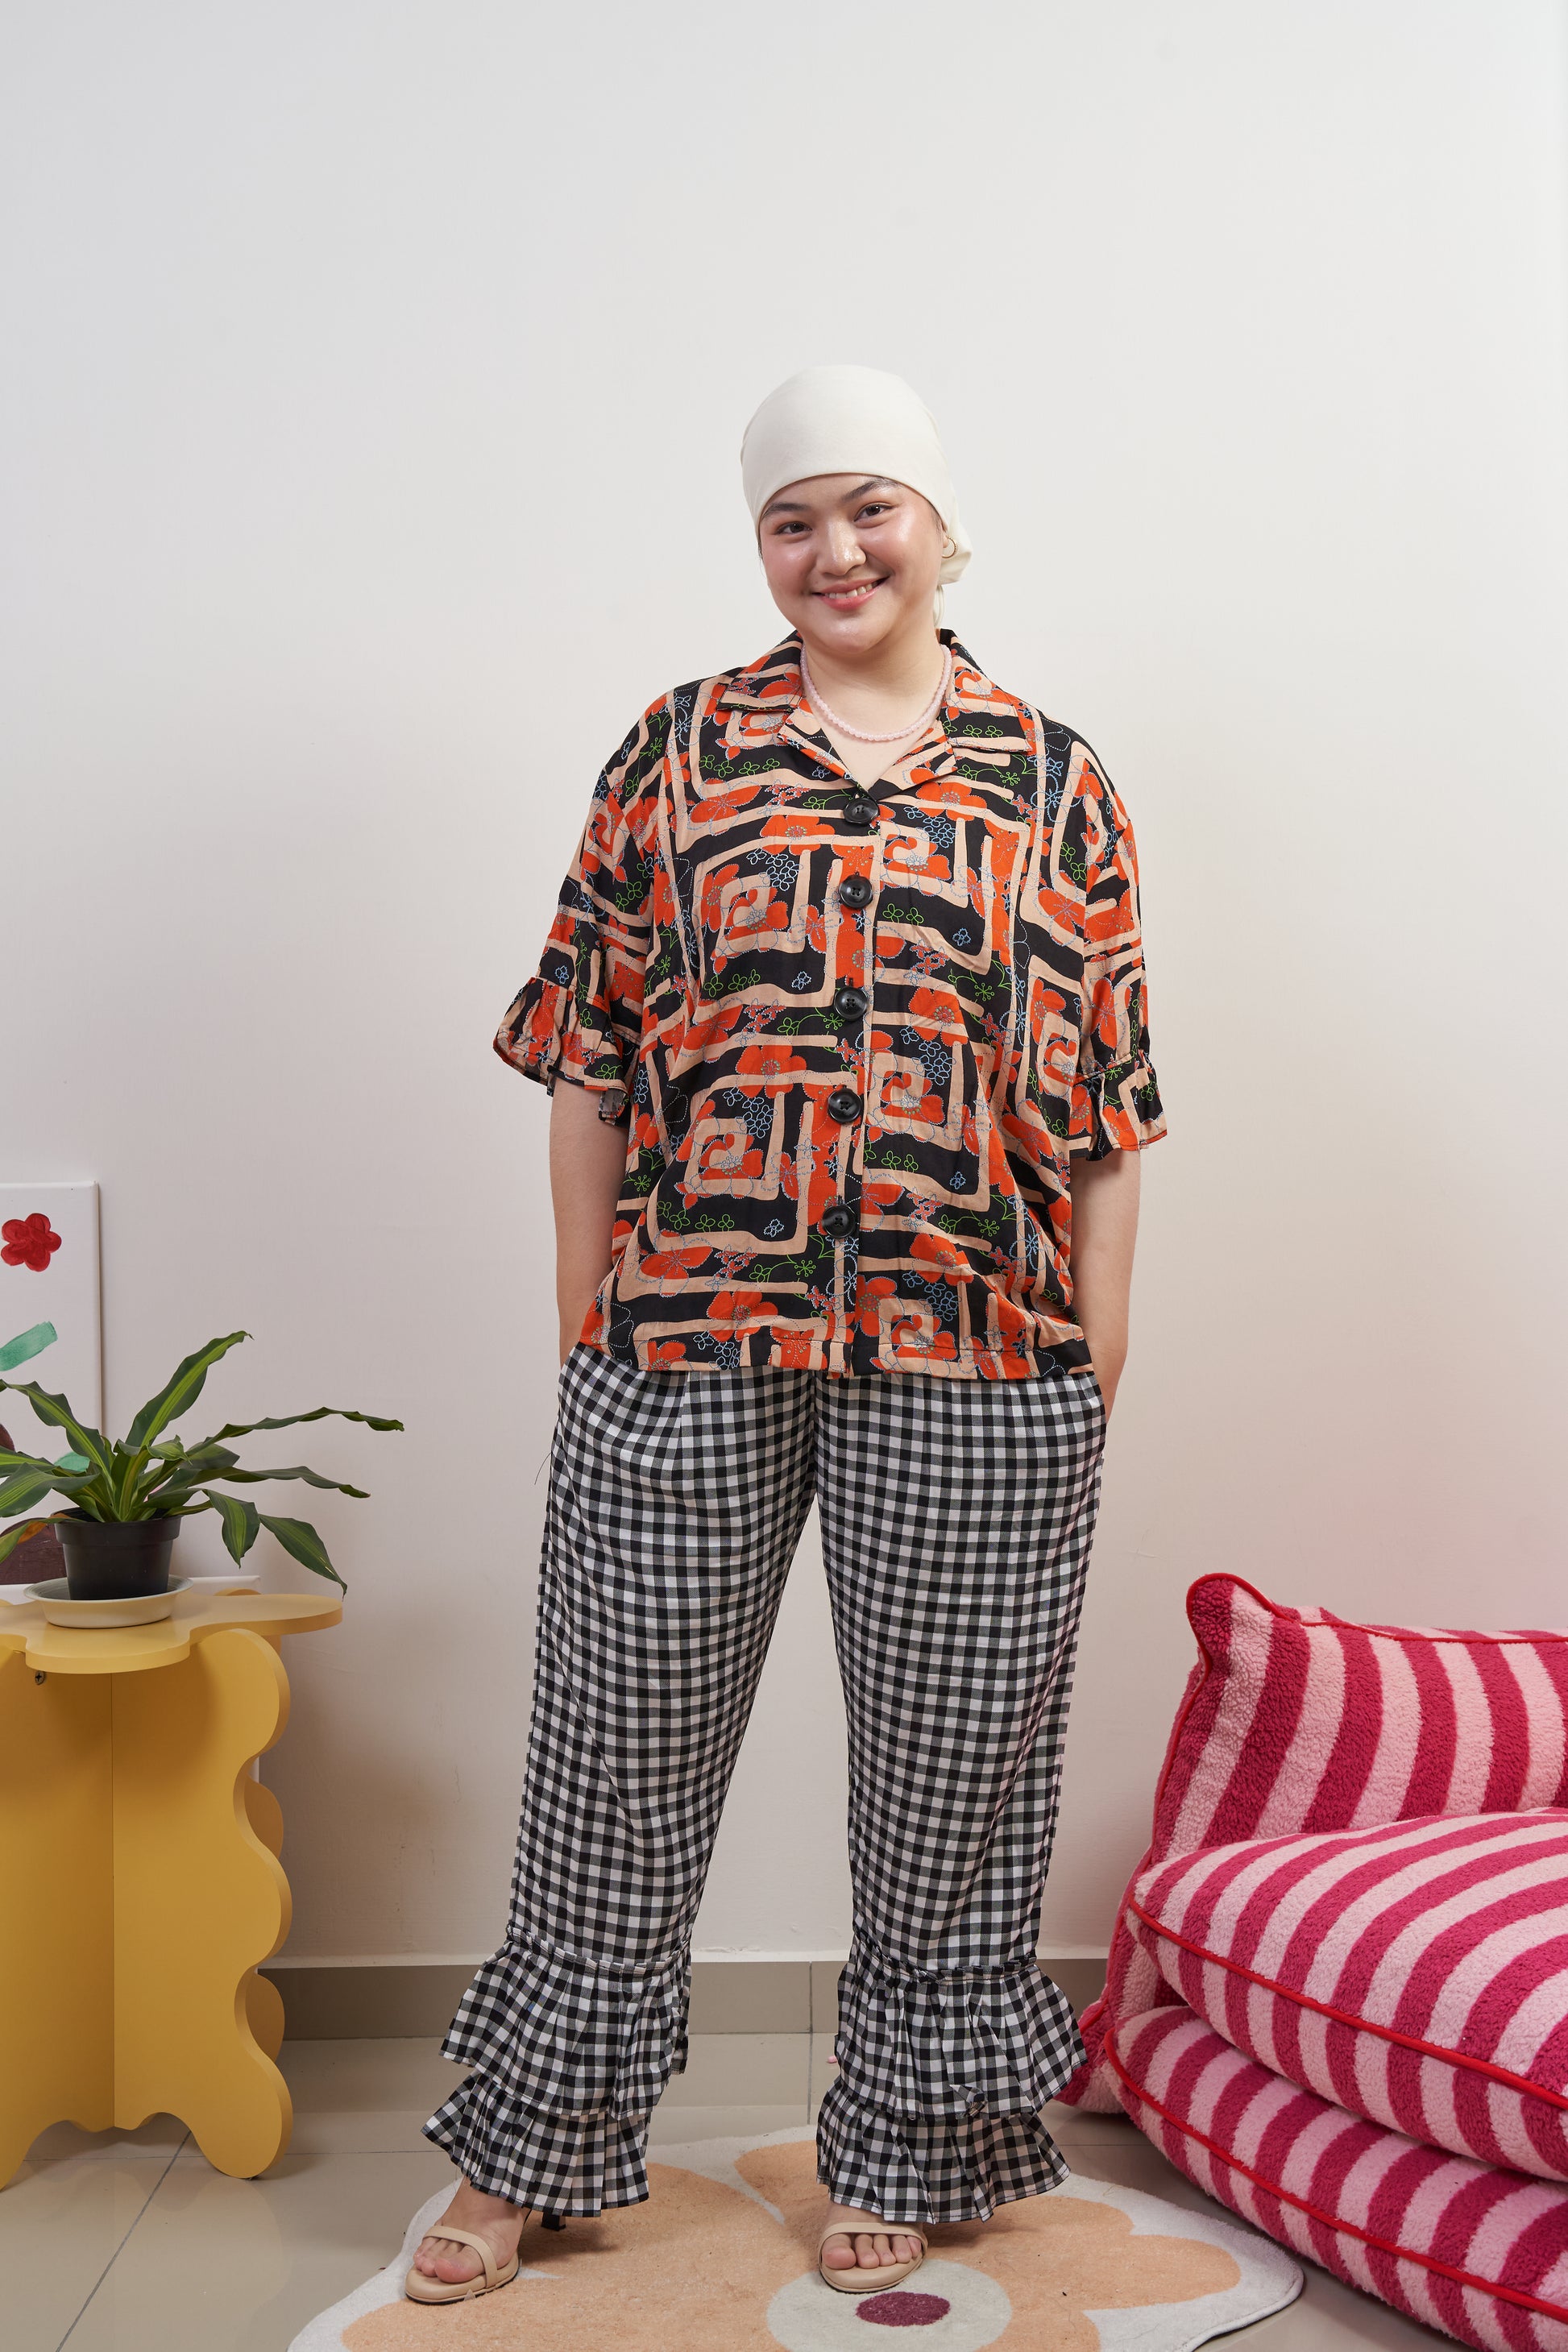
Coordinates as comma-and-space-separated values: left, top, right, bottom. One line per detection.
1067, 751, 1166, 1158
494, 727, 656, 1126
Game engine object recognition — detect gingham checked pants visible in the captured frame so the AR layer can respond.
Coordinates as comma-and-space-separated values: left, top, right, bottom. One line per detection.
423, 1339, 1105, 2226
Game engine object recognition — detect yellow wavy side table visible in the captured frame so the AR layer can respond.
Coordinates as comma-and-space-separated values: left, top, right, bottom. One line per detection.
0, 1586, 340, 2188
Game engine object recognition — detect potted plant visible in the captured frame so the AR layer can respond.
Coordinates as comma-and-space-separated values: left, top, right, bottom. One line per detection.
0, 1328, 400, 1599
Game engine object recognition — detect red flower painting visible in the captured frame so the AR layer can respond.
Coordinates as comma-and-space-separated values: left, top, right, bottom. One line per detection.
1, 1213, 62, 1272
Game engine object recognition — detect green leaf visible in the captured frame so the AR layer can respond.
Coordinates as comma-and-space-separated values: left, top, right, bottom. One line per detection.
0, 1466, 61, 1514
170, 1445, 240, 1474
56, 1452, 91, 1474
258, 1513, 345, 1591
208, 1491, 259, 1566
200, 1464, 370, 1498
194, 1406, 404, 1447
0, 1461, 94, 1508
0, 1382, 114, 1480
0, 1449, 60, 1478
127, 1445, 240, 1522
139, 1444, 239, 1495
0, 1323, 57, 1375
125, 1332, 250, 1452
164, 1446, 240, 1478
0, 1516, 56, 1566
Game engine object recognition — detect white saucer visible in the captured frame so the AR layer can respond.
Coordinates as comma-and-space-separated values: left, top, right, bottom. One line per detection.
26, 1575, 190, 1629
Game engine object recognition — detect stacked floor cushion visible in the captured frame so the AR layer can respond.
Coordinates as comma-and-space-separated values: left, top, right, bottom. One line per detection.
1130, 1811, 1568, 2178
1060, 1574, 1568, 2350
1113, 2005, 1568, 2346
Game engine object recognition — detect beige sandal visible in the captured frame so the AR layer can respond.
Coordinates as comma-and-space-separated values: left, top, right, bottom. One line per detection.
818, 2217, 928, 2295
404, 2221, 522, 2304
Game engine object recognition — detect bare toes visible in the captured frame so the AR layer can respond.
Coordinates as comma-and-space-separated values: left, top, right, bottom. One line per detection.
416, 2239, 479, 2284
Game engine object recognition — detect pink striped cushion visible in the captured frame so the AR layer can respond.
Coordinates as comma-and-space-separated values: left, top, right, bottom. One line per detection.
1110, 2001, 1568, 2351
1131, 1811, 1568, 2179
1063, 1578, 1568, 2113
1151, 1581, 1568, 1863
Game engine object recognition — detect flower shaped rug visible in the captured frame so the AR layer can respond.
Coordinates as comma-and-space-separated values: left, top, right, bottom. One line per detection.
290, 2129, 1300, 2352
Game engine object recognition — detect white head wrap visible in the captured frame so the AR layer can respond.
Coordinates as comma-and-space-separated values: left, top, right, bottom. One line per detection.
740, 364, 971, 587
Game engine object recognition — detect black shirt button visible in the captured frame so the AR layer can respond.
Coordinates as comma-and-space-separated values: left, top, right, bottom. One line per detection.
842, 796, 879, 827
838, 874, 872, 909
826, 1088, 861, 1124
833, 983, 869, 1019
819, 1200, 855, 1240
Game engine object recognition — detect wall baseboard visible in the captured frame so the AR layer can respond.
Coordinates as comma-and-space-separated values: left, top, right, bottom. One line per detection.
260, 1953, 1109, 2040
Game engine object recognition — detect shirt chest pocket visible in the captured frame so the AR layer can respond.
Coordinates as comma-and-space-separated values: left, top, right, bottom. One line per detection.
693, 846, 823, 1006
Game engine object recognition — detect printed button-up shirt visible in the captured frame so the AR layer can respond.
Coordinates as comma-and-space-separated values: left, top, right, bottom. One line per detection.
496, 630, 1166, 1379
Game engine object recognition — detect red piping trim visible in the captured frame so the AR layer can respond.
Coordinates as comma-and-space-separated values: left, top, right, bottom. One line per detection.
1074, 1591, 1222, 2061
1104, 2026, 1568, 2326
1127, 1894, 1568, 2113
1185, 1572, 1568, 1649
1130, 1578, 1241, 1865
1152, 1641, 1213, 1831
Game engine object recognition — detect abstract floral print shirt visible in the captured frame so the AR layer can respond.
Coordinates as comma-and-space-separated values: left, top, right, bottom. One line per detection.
496, 631, 1165, 1379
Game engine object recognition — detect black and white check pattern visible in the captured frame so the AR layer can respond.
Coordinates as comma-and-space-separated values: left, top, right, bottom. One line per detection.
424, 1343, 1105, 2225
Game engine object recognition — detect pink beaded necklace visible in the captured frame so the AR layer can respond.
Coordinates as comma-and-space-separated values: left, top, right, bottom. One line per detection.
799, 644, 953, 744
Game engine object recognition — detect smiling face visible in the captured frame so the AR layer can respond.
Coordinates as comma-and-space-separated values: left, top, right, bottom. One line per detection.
757, 473, 946, 668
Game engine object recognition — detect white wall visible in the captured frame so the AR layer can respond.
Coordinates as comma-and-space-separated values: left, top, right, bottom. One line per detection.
6, 0, 1566, 1966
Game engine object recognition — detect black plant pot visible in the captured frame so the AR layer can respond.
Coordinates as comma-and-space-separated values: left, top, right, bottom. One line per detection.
54, 1514, 180, 1602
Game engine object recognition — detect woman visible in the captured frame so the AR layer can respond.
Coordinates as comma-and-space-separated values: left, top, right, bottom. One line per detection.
409, 364, 1165, 2304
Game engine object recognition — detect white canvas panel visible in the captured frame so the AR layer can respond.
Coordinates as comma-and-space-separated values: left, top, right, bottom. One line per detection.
0, 1182, 102, 1533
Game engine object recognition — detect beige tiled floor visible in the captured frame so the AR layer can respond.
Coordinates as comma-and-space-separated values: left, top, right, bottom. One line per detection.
10, 2036, 1450, 2351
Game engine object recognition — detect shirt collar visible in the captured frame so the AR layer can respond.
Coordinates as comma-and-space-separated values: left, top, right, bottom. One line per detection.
717, 628, 1006, 772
